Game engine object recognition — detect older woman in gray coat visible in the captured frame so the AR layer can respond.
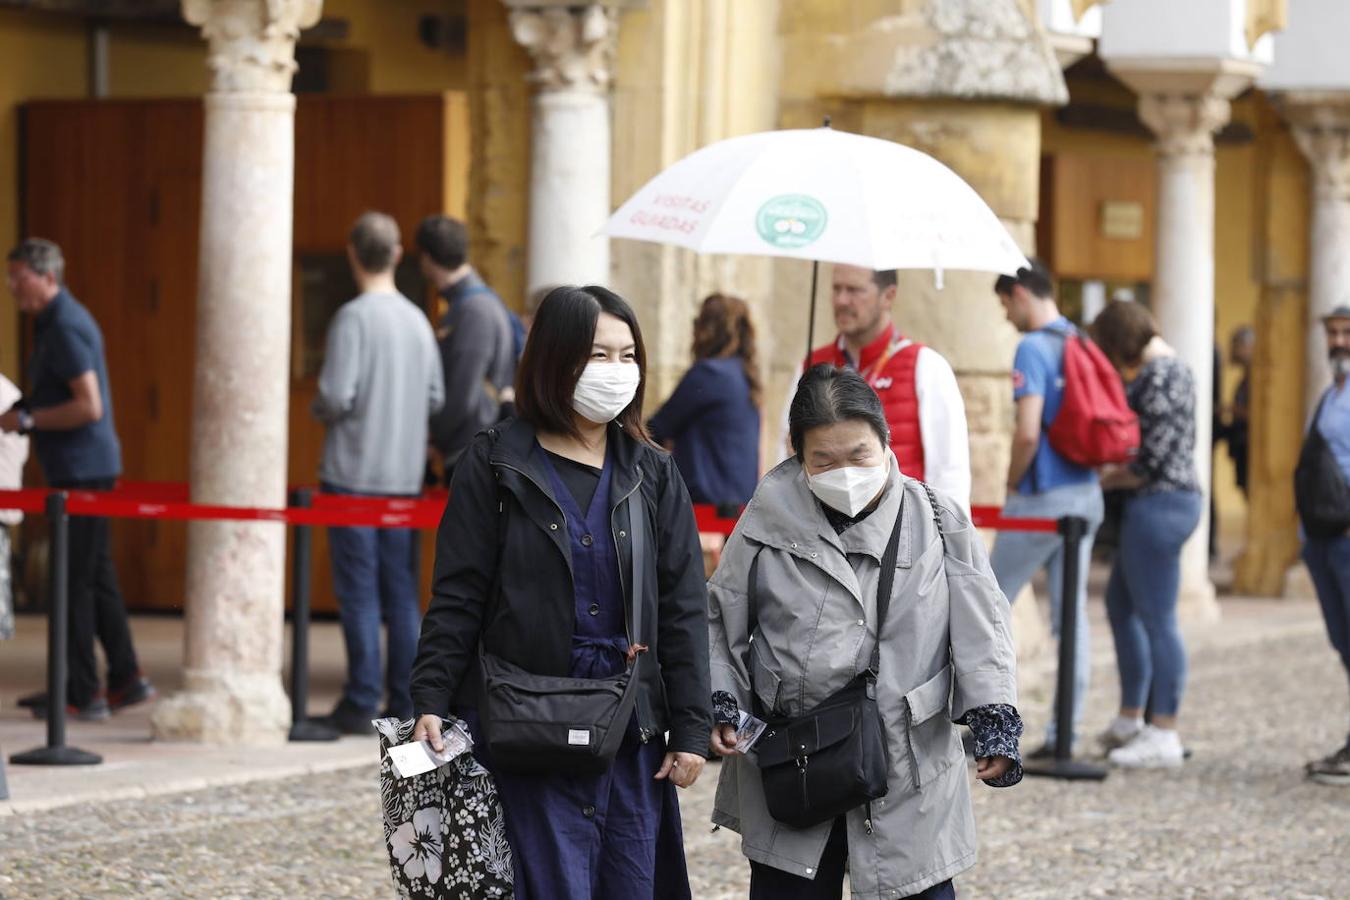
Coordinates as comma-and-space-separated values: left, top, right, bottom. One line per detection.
707, 364, 1022, 899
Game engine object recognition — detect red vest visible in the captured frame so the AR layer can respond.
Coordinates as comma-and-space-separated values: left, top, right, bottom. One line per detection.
807, 324, 926, 482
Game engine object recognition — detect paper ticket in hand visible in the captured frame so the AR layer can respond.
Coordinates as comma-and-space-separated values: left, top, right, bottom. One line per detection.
732, 710, 768, 754
387, 724, 472, 779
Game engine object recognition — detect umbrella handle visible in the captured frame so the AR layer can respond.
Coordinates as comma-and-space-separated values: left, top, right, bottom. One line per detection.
805, 258, 820, 367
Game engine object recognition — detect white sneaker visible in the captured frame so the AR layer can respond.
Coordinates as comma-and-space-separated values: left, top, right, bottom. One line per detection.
1107, 725, 1184, 769
1097, 717, 1144, 753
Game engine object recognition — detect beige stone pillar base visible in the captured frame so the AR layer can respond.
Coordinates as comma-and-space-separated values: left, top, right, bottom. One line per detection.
1178, 577, 1222, 625
152, 669, 291, 745
1284, 561, 1317, 600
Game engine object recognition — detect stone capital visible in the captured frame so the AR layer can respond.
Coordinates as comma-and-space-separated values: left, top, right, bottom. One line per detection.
1137, 92, 1232, 159
882, 0, 1068, 105
1276, 92, 1350, 202
182, 0, 323, 94
509, 4, 618, 94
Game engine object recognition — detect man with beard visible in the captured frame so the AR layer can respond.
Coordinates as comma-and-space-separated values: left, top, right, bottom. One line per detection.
785, 264, 971, 507
1298, 305, 1350, 786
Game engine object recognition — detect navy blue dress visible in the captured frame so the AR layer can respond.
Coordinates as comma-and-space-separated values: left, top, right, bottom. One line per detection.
464, 444, 690, 900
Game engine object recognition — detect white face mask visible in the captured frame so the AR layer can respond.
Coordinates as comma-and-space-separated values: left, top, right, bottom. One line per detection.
806, 452, 892, 517
572, 362, 641, 424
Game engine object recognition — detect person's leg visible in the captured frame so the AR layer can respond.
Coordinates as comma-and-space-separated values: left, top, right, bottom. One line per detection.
482, 747, 602, 900
1128, 492, 1201, 723
0, 526, 13, 641
328, 522, 383, 714
1103, 548, 1150, 713
988, 493, 1063, 608
63, 511, 102, 708
1304, 539, 1350, 674
88, 513, 141, 691
595, 738, 672, 900
1311, 537, 1350, 680
1302, 538, 1350, 737
748, 817, 847, 900
377, 526, 421, 719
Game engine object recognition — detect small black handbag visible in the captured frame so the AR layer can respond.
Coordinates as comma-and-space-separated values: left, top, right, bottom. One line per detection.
1295, 392, 1350, 539
750, 490, 908, 832
478, 491, 647, 776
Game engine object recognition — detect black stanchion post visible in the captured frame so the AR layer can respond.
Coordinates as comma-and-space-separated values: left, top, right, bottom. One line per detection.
10, 492, 101, 766
1023, 514, 1107, 781
288, 488, 339, 742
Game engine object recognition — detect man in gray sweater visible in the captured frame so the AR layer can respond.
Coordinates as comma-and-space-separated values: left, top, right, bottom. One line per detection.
313, 211, 444, 733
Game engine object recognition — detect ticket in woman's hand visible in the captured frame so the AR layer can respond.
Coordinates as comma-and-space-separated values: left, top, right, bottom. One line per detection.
733, 710, 768, 753
387, 723, 472, 778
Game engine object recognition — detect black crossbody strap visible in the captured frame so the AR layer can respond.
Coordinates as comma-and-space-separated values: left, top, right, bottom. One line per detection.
626, 489, 646, 657
866, 491, 907, 674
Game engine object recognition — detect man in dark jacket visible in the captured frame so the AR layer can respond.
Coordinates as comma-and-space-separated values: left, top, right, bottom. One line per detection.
415, 215, 519, 479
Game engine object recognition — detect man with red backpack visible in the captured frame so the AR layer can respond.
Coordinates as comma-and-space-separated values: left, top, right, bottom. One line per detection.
990, 260, 1113, 758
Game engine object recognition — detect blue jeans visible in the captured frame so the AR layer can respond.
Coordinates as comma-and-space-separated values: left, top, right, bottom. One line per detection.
989, 482, 1104, 743
1303, 534, 1350, 696
1104, 490, 1201, 717
323, 483, 421, 717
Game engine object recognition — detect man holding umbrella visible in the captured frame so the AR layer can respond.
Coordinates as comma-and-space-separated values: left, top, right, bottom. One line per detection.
792, 263, 971, 507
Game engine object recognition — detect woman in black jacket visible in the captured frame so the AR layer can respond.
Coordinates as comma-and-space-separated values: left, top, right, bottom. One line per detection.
411, 285, 712, 899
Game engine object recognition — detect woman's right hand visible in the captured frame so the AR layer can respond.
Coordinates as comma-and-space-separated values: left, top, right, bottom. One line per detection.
413, 714, 444, 753
709, 724, 740, 757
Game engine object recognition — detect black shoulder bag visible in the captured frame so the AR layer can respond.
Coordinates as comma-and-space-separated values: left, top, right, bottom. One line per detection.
751, 491, 906, 832
1295, 390, 1350, 539
478, 490, 647, 776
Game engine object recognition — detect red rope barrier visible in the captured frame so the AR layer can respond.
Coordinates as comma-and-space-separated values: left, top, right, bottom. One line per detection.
0, 487, 447, 529
0, 484, 1059, 534
970, 506, 1061, 534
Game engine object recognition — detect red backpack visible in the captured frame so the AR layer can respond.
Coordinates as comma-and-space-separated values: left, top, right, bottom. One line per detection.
1044, 327, 1140, 467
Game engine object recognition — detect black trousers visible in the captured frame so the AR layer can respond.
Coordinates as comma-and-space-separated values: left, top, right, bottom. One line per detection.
749, 817, 956, 900
57, 478, 140, 707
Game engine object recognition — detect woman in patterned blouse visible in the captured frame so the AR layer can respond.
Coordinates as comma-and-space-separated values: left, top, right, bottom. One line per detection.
1091, 300, 1202, 769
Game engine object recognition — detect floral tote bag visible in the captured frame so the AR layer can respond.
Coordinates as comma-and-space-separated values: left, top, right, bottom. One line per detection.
374, 716, 514, 899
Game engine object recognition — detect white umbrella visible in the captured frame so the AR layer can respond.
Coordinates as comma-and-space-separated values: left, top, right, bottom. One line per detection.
604, 124, 1028, 354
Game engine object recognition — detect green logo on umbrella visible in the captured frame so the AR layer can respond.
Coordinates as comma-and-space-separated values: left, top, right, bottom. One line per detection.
756, 194, 827, 249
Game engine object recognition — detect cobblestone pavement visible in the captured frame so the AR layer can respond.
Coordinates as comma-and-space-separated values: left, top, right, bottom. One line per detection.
2, 602, 1347, 899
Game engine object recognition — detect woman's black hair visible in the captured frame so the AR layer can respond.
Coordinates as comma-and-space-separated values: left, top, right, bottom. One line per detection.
788, 364, 890, 460
515, 284, 655, 445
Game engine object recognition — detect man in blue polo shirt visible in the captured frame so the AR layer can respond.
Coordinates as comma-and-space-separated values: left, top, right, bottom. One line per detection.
990, 260, 1104, 758
2, 238, 152, 721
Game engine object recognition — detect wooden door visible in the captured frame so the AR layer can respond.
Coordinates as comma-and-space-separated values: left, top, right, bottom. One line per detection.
20, 95, 466, 613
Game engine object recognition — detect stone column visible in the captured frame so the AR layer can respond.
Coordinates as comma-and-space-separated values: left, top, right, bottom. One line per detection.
1282, 95, 1350, 419
509, 4, 617, 293
152, 0, 321, 744
1136, 92, 1230, 622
